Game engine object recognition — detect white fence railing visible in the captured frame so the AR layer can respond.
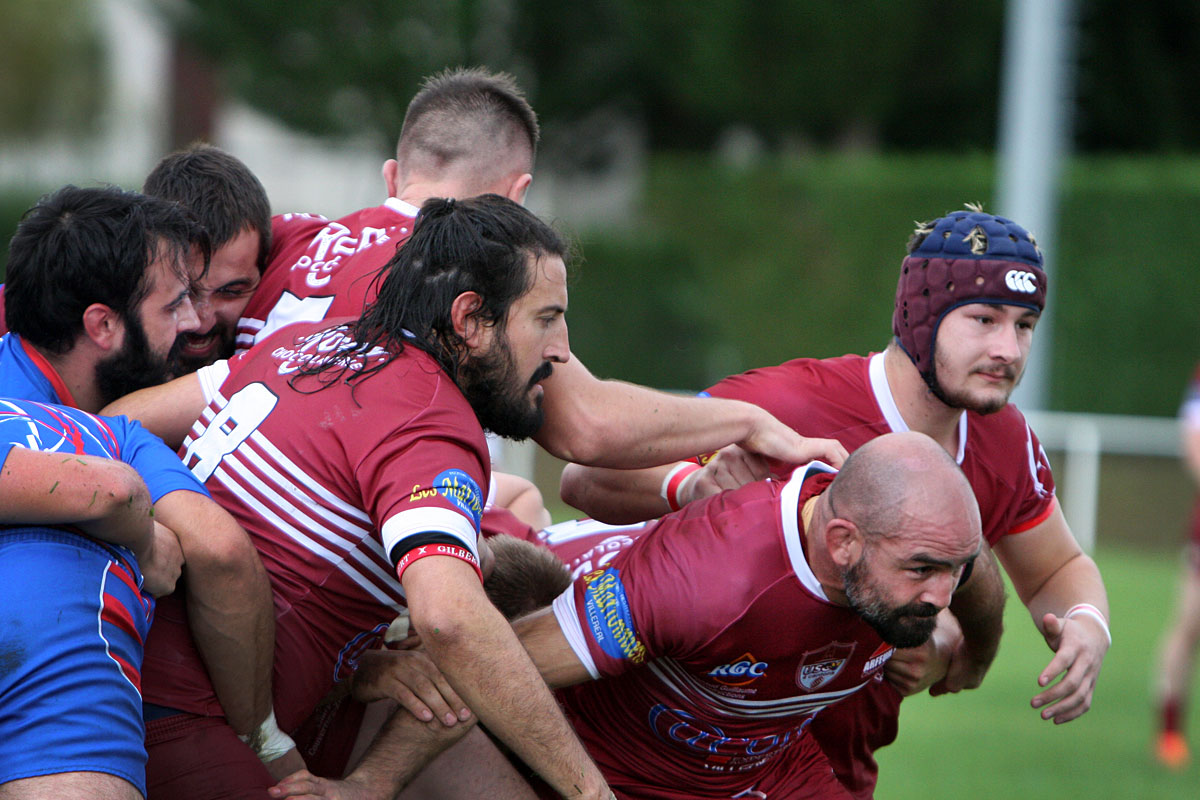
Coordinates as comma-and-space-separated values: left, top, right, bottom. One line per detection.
1023, 411, 1181, 553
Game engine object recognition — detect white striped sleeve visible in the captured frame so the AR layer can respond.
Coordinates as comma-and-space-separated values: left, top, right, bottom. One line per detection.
552, 586, 600, 680
381, 507, 480, 563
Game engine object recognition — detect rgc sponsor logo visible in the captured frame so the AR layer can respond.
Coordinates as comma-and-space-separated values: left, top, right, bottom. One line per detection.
707, 653, 768, 686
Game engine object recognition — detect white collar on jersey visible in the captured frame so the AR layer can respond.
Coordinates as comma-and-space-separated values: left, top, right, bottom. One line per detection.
868, 352, 966, 465
779, 461, 838, 602
383, 197, 422, 218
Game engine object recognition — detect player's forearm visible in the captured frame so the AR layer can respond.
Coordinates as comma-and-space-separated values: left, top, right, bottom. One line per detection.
0, 450, 154, 541
345, 705, 474, 797
410, 581, 608, 798
559, 462, 671, 523
946, 548, 1006, 681
537, 357, 775, 468
154, 492, 277, 734
184, 548, 276, 735
101, 373, 207, 450
1016, 552, 1109, 634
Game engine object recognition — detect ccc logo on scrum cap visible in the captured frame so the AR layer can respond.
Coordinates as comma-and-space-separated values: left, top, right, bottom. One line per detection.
1004, 270, 1038, 294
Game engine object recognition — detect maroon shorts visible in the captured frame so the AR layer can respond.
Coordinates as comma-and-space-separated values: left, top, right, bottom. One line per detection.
145, 713, 274, 800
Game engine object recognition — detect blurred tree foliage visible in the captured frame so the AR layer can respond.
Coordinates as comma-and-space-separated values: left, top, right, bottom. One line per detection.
155, 0, 530, 152
159, 0, 1200, 152
159, 0, 1008, 149
1075, 0, 1200, 150
0, 0, 105, 136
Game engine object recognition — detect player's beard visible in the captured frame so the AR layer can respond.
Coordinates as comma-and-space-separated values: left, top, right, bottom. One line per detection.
843, 554, 940, 649
95, 313, 174, 406
923, 343, 1021, 416
459, 335, 552, 441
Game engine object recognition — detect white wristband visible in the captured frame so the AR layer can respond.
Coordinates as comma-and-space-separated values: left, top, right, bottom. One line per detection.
238, 709, 296, 762
1064, 603, 1111, 646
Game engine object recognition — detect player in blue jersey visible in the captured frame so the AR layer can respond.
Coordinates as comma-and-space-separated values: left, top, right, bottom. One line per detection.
0, 397, 202, 798
0, 186, 287, 794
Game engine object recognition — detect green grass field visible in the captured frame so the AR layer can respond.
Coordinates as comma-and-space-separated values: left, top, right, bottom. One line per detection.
875, 544, 1195, 799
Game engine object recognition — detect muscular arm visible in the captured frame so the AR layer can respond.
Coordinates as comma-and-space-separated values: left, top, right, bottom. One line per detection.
561, 442, 779, 523
993, 502, 1110, 724
493, 471, 552, 530
0, 448, 153, 546
0, 448, 183, 596
403, 556, 609, 799
151, 488, 276, 737
102, 373, 208, 450
538, 356, 840, 469
513, 605, 594, 689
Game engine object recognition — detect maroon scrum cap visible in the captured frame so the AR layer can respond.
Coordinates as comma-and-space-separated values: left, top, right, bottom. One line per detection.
892, 207, 1046, 374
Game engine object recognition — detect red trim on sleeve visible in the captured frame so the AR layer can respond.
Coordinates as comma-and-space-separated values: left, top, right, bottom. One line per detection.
394, 543, 483, 584
1008, 496, 1056, 535
665, 462, 702, 512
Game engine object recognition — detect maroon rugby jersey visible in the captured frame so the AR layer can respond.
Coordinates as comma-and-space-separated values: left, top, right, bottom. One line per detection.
552, 464, 880, 798
705, 351, 1056, 798
141, 318, 490, 732
236, 199, 419, 352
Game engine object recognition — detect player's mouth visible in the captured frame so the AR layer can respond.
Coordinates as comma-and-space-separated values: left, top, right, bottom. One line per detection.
180, 329, 220, 358
972, 366, 1016, 384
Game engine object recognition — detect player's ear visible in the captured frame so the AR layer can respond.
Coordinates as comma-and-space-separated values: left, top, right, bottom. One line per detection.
507, 173, 533, 205
81, 303, 124, 352
382, 159, 401, 198
826, 518, 864, 569
451, 291, 486, 345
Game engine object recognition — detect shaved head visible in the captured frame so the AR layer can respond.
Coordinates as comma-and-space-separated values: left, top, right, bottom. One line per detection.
829, 431, 981, 549
396, 67, 537, 196
817, 432, 983, 647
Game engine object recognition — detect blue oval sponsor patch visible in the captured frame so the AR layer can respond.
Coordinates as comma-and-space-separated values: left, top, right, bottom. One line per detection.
433, 469, 483, 529
582, 567, 646, 664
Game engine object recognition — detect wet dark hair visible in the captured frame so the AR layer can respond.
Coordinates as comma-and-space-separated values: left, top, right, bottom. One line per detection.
143, 143, 272, 273
293, 193, 566, 389
5, 184, 210, 354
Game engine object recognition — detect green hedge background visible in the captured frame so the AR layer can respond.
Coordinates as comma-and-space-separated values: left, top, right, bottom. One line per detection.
562, 153, 1200, 416
3, 153, 1198, 416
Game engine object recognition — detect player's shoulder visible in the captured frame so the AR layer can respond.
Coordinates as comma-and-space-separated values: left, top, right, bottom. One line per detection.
967, 402, 1034, 440
270, 211, 330, 248
964, 402, 1044, 470
708, 353, 871, 405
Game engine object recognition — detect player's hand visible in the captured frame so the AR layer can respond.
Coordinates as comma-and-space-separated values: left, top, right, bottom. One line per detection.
351, 649, 472, 727
1031, 610, 1110, 723
886, 609, 961, 696
929, 610, 994, 696
268, 769, 376, 800
139, 520, 184, 597
682, 445, 769, 505
739, 408, 848, 471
